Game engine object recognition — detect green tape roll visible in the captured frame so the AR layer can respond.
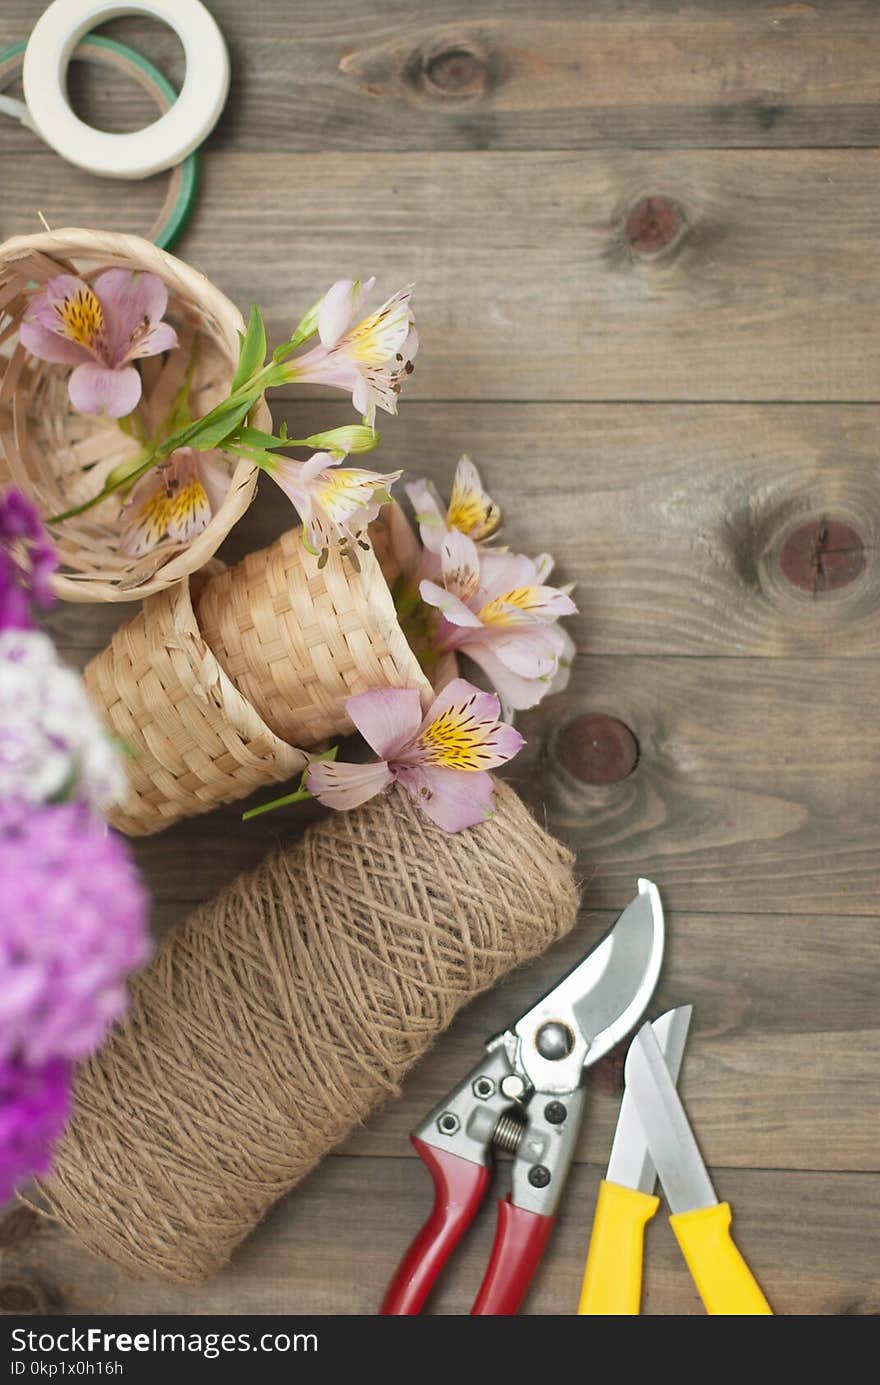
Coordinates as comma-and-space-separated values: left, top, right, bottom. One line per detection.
0, 34, 199, 249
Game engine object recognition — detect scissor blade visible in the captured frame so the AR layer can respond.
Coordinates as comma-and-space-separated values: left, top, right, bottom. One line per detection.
625, 1021, 717, 1214
606, 1006, 692, 1195
515, 879, 664, 1094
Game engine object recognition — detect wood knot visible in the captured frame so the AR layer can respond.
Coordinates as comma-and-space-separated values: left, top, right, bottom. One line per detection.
422, 46, 488, 99
0, 1206, 38, 1249
0, 1279, 47, 1314
556, 714, 639, 785
779, 519, 866, 594
625, 195, 686, 258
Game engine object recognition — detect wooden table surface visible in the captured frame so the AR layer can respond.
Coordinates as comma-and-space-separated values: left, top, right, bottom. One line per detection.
1, 0, 879, 1317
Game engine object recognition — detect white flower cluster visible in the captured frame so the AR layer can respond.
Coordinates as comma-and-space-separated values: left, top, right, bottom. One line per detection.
0, 629, 126, 810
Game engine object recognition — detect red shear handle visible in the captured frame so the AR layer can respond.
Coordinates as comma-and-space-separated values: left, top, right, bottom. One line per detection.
380, 1136, 491, 1315
470, 1199, 555, 1316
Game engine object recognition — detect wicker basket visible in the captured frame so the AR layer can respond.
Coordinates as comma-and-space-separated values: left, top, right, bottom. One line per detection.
0, 228, 267, 602
195, 512, 434, 746
86, 568, 308, 836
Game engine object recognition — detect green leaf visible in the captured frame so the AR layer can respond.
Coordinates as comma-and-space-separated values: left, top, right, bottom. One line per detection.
230, 304, 267, 392
232, 425, 298, 452
174, 395, 259, 453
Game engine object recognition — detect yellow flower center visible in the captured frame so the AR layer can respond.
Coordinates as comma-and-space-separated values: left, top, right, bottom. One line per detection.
479, 587, 538, 625
57, 285, 104, 351
167, 478, 209, 531
446, 494, 500, 542
131, 488, 173, 548
419, 705, 497, 771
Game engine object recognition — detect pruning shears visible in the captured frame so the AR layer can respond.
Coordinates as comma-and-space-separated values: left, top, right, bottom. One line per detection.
380, 879, 665, 1315
578, 1008, 773, 1315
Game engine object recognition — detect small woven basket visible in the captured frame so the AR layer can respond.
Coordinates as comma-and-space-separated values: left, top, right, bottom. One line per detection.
0, 228, 267, 602
196, 511, 435, 746
86, 567, 308, 836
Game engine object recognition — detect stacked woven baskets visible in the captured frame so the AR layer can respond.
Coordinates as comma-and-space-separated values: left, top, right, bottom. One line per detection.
0, 230, 436, 835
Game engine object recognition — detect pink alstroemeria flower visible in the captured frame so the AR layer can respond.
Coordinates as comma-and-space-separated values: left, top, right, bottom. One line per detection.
287, 278, 418, 426
407, 456, 501, 555
20, 270, 178, 418
119, 447, 231, 556
266, 450, 402, 565
307, 679, 524, 832
420, 532, 577, 712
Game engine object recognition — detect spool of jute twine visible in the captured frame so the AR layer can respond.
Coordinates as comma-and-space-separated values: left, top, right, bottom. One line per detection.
37, 779, 579, 1285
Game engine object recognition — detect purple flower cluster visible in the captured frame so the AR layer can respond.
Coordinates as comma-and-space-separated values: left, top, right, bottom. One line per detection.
0, 490, 56, 632
0, 1058, 70, 1199
0, 489, 148, 1203
0, 803, 149, 1065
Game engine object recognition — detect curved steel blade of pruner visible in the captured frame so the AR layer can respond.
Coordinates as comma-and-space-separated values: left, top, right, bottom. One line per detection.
512, 878, 665, 1096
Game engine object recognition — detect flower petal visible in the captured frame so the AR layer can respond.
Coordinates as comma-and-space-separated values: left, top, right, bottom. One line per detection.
441, 528, 481, 604
419, 579, 483, 628
92, 268, 168, 363
67, 362, 142, 418
405, 477, 447, 552
194, 449, 233, 513
164, 454, 213, 544
485, 625, 560, 678
447, 455, 501, 541
465, 644, 551, 712
479, 584, 577, 626
119, 470, 171, 556
124, 320, 178, 362
307, 757, 393, 810
318, 279, 360, 348
414, 677, 524, 770
343, 286, 414, 366
347, 687, 424, 759
19, 317, 92, 365
27, 275, 108, 360
397, 764, 496, 833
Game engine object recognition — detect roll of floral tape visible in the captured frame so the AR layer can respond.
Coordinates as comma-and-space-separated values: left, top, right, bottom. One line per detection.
22, 0, 229, 180
0, 36, 198, 248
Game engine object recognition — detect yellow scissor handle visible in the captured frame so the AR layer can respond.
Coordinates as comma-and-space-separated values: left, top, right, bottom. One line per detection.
670, 1202, 773, 1315
577, 1179, 660, 1315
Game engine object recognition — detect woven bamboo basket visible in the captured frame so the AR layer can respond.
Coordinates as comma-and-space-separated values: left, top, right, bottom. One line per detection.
0, 228, 267, 602
86, 567, 308, 836
195, 507, 436, 746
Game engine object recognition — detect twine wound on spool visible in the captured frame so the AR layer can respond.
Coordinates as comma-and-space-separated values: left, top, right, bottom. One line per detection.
38, 780, 579, 1285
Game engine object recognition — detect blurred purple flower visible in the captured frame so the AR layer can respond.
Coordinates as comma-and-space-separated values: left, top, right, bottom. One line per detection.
0, 489, 56, 631
0, 1057, 70, 1203
0, 801, 149, 1067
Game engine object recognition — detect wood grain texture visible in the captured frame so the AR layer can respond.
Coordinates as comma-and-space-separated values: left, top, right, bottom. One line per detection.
45, 400, 880, 663
4, 1, 880, 152
1, 0, 878, 1319
8, 149, 880, 401
3, 1162, 877, 1315
72, 649, 880, 917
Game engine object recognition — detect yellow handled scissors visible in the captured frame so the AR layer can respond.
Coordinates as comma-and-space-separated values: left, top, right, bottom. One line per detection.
578, 1008, 773, 1316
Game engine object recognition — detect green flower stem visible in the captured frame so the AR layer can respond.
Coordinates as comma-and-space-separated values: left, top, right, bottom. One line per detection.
241, 784, 313, 820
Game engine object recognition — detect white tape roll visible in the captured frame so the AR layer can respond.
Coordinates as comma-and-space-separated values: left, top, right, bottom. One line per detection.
22, 0, 230, 180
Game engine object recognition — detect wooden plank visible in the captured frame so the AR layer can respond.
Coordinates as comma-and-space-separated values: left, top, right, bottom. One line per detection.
6, 145, 880, 399
6, 1160, 878, 1315
125, 902, 875, 1173
99, 651, 880, 917
339, 908, 879, 1172
44, 401, 880, 663
4, 2, 880, 152
5, 149, 880, 401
